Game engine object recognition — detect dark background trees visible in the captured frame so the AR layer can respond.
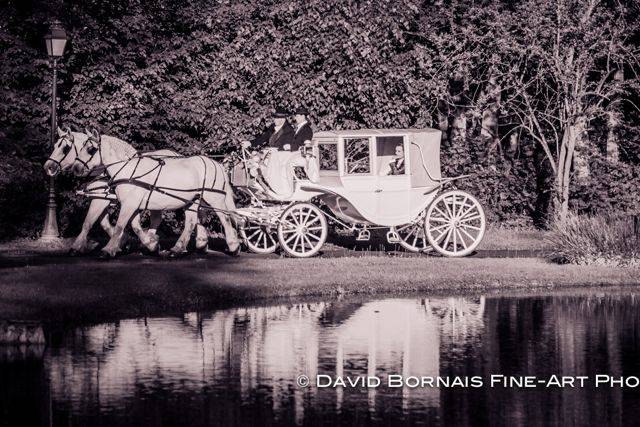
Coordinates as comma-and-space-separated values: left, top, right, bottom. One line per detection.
1, 0, 638, 240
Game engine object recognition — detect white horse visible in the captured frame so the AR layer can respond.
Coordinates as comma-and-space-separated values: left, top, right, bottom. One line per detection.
43, 127, 209, 254
71, 130, 241, 258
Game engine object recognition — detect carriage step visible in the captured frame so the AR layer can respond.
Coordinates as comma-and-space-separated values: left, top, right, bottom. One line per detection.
356, 229, 371, 241
386, 230, 400, 244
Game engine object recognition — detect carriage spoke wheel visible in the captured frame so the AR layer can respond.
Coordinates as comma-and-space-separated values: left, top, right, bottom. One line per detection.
277, 203, 328, 258
239, 219, 278, 254
424, 190, 486, 257
391, 211, 433, 253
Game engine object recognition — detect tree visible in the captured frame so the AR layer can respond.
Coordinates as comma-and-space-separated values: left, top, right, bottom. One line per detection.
495, 0, 639, 219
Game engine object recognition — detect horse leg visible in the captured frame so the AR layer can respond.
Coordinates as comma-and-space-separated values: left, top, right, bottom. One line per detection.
101, 201, 139, 258
169, 206, 198, 256
216, 211, 241, 255
147, 210, 163, 251
129, 213, 159, 253
70, 199, 111, 254
99, 213, 116, 237
208, 185, 241, 255
192, 200, 208, 250
195, 223, 208, 250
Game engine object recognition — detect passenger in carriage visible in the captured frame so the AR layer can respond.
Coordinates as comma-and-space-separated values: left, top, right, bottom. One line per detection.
291, 106, 314, 152
388, 145, 405, 175
247, 107, 294, 151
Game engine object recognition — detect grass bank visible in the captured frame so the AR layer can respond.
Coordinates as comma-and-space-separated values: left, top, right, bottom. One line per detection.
0, 254, 637, 323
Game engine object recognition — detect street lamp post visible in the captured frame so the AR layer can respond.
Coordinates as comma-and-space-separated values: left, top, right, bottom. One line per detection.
40, 20, 68, 241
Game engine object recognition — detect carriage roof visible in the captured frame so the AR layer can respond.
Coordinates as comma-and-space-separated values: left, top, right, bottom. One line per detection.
314, 128, 441, 139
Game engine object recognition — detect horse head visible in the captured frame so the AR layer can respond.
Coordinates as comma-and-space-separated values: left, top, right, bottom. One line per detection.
43, 125, 86, 176
72, 127, 102, 177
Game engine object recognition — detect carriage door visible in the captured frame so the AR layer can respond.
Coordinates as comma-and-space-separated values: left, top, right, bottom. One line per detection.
374, 135, 411, 225
339, 136, 378, 220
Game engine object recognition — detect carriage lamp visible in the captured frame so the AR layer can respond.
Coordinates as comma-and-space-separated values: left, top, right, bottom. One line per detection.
40, 20, 68, 241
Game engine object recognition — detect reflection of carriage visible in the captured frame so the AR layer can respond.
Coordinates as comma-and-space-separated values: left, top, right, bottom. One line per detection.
229, 128, 486, 258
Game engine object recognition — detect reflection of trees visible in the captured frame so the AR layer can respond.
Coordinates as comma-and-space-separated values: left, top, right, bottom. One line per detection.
43, 298, 490, 424
0, 344, 48, 426
40, 294, 640, 425
440, 294, 640, 426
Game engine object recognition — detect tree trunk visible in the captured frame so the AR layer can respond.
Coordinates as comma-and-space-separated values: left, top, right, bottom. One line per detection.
437, 107, 449, 145
606, 70, 624, 163
607, 112, 621, 163
572, 119, 590, 180
507, 130, 519, 157
554, 125, 578, 221
449, 72, 466, 145
481, 75, 500, 155
451, 108, 467, 145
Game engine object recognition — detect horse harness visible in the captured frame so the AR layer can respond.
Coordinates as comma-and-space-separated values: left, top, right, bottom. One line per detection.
47, 133, 80, 171
75, 135, 231, 214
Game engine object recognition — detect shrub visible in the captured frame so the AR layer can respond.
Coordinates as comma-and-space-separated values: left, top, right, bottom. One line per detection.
546, 212, 640, 266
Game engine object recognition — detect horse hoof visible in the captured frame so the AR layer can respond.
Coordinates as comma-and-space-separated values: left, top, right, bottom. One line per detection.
68, 248, 81, 257
168, 250, 187, 259
195, 245, 208, 254
141, 245, 160, 257
225, 246, 241, 257
87, 240, 100, 252
99, 250, 115, 260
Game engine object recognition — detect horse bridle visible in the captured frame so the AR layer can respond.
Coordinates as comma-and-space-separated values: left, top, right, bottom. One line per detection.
47, 133, 79, 171
73, 132, 102, 172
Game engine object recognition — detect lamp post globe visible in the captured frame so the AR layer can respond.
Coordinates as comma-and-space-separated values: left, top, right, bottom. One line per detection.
40, 20, 68, 242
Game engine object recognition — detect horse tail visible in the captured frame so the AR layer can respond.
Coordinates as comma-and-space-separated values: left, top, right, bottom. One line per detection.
200, 156, 241, 249
221, 162, 237, 215
200, 157, 237, 215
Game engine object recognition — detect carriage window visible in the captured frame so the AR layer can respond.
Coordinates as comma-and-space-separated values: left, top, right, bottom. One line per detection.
344, 137, 371, 174
318, 143, 338, 171
376, 136, 405, 176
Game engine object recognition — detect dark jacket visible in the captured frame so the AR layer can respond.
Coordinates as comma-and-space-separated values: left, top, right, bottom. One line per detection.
250, 122, 295, 150
291, 122, 313, 151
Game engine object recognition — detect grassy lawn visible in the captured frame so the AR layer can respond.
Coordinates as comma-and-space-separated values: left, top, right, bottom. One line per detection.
0, 225, 551, 256
478, 226, 552, 251
0, 253, 637, 323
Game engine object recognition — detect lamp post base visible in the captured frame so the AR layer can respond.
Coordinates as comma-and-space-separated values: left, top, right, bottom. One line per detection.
40, 175, 60, 242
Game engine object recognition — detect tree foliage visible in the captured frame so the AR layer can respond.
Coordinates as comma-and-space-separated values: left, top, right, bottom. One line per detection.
0, 0, 638, 239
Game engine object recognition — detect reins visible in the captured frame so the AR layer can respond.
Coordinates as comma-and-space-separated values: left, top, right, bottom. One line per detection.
47, 134, 79, 170
73, 134, 234, 215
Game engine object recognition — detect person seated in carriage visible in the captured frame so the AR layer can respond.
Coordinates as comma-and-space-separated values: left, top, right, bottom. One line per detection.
246, 107, 294, 151
388, 144, 405, 175
378, 144, 405, 176
235, 107, 318, 197
291, 106, 314, 152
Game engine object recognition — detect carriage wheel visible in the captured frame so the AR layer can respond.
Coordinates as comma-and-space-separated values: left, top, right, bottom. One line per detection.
239, 219, 278, 254
277, 203, 328, 258
424, 190, 486, 257
391, 211, 433, 253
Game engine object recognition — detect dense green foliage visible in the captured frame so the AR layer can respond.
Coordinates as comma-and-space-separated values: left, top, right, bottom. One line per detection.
1, 0, 638, 239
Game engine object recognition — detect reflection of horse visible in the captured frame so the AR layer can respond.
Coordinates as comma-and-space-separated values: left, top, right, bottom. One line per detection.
43, 127, 208, 255
72, 130, 240, 258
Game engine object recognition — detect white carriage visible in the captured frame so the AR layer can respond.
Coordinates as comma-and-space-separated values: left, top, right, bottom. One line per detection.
230, 128, 486, 258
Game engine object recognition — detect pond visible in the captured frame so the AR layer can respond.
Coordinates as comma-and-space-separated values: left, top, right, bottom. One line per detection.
2, 290, 640, 426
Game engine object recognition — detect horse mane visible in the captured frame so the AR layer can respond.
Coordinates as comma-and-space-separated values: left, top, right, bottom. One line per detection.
102, 135, 138, 160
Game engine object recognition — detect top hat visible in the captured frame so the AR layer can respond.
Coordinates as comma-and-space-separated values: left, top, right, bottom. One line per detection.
272, 107, 290, 118
294, 106, 309, 116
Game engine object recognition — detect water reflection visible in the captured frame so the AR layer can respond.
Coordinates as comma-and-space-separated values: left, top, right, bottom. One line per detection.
3, 292, 640, 426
